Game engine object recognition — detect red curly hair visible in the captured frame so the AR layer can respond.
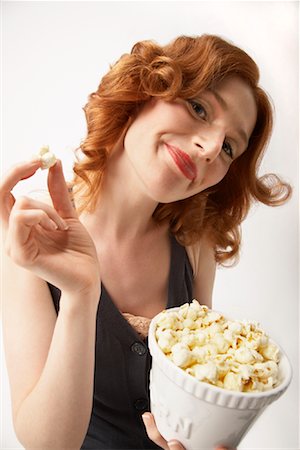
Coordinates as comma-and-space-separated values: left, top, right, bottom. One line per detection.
72, 34, 291, 264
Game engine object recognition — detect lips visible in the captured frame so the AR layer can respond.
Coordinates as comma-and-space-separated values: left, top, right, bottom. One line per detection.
165, 143, 197, 181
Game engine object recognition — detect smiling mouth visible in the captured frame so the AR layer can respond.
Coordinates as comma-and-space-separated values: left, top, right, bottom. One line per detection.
164, 143, 197, 181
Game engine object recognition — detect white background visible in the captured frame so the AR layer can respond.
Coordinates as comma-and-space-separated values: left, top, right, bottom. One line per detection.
1, 1, 299, 449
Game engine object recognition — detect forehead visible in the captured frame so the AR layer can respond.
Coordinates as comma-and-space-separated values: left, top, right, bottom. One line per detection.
206, 76, 257, 137
209, 76, 256, 106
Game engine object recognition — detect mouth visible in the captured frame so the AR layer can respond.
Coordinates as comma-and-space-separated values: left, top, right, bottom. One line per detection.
164, 143, 197, 181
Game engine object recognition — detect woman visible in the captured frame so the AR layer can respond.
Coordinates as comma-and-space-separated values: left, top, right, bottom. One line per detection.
1, 35, 291, 449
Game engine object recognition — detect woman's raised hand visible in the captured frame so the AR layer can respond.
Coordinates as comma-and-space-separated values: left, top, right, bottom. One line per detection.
142, 412, 231, 450
0, 158, 101, 296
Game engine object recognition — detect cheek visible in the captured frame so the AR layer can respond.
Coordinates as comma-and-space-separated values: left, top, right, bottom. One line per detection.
210, 165, 230, 186
123, 119, 145, 149
167, 103, 195, 128
200, 162, 230, 191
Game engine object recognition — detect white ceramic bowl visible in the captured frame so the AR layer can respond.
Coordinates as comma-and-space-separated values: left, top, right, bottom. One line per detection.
148, 307, 292, 450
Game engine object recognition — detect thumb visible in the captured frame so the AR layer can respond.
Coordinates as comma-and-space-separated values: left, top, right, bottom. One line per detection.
47, 159, 77, 219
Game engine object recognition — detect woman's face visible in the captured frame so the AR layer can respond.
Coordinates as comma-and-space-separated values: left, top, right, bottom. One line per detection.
123, 76, 257, 203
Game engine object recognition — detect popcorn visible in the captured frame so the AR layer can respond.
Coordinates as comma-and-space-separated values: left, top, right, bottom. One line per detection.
206, 322, 224, 337
213, 333, 230, 354
234, 347, 259, 364
180, 333, 198, 348
227, 321, 243, 334
191, 361, 218, 384
223, 371, 243, 391
171, 343, 193, 368
203, 311, 223, 325
35, 145, 57, 169
260, 342, 280, 362
253, 361, 279, 379
194, 330, 206, 346
156, 329, 177, 353
155, 300, 281, 393
191, 346, 208, 363
155, 311, 179, 331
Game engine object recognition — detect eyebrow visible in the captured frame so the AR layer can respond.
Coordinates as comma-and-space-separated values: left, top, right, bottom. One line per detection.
208, 89, 250, 148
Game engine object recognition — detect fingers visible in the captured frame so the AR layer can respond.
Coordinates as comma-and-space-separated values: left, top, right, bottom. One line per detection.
5, 197, 69, 265
47, 160, 77, 219
0, 160, 42, 225
0, 159, 41, 194
142, 413, 186, 450
167, 440, 186, 449
10, 196, 69, 230
142, 412, 228, 450
7, 209, 56, 259
142, 413, 169, 449
0, 158, 76, 244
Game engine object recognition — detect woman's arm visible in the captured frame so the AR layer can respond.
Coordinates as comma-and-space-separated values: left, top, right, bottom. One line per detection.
1, 160, 101, 449
2, 257, 99, 449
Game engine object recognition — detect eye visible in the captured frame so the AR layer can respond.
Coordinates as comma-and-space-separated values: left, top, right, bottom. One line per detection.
222, 140, 234, 159
187, 100, 207, 119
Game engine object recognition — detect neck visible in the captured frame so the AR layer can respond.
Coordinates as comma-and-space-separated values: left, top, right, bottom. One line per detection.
80, 144, 163, 241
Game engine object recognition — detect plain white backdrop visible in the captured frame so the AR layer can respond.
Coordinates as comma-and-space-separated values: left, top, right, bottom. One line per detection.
1, 1, 299, 449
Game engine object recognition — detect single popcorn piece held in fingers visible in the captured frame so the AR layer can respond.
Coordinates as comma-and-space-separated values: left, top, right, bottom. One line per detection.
155, 299, 281, 393
36, 145, 57, 170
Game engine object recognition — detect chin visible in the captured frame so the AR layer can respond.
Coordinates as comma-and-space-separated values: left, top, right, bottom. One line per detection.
146, 187, 200, 204
140, 171, 206, 203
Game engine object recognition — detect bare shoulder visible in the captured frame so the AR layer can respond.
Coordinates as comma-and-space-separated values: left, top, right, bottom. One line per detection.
1, 248, 57, 422
186, 236, 216, 309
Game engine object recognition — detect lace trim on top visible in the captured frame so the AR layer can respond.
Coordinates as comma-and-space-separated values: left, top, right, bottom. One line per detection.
122, 313, 151, 339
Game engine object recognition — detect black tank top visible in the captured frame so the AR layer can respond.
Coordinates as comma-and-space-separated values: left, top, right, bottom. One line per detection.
47, 235, 193, 449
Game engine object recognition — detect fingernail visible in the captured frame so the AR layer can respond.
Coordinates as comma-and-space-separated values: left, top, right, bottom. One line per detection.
61, 220, 69, 230
142, 413, 150, 422
48, 221, 58, 230
168, 441, 179, 449
27, 158, 41, 168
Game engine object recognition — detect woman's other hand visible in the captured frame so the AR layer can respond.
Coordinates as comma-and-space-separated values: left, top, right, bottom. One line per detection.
0, 159, 100, 296
142, 412, 233, 450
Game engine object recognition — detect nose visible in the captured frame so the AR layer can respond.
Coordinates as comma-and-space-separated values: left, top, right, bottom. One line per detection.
193, 128, 225, 163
